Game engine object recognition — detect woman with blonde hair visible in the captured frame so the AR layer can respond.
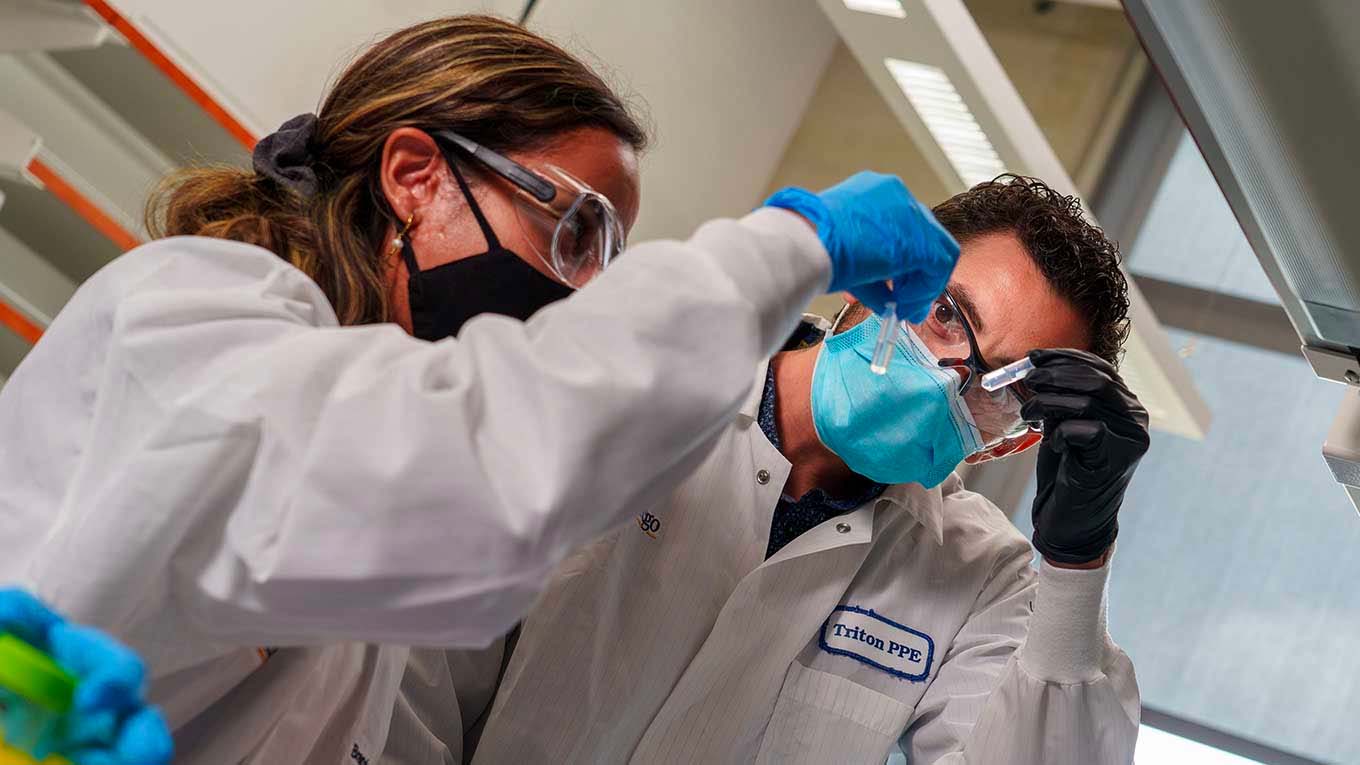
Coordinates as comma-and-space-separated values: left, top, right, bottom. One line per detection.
0, 15, 956, 762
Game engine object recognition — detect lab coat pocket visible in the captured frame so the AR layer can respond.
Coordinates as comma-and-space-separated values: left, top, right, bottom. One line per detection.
755, 662, 913, 764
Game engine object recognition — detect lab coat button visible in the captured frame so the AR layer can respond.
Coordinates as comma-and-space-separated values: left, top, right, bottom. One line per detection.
756, 469, 771, 485
836, 522, 851, 533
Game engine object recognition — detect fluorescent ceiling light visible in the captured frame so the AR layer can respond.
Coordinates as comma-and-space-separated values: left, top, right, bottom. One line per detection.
884, 58, 1006, 187
843, 0, 906, 18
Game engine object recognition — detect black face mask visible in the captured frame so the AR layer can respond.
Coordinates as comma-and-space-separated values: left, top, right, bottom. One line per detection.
400, 156, 573, 341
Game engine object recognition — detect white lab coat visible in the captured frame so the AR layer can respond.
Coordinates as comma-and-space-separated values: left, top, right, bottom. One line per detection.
0, 208, 830, 764
441, 364, 1141, 764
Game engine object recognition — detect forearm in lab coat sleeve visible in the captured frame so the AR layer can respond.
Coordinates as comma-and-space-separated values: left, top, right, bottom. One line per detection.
901, 547, 1140, 764
110, 209, 828, 647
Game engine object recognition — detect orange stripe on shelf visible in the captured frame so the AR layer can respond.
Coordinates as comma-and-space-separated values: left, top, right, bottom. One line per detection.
27, 157, 142, 253
82, 0, 256, 150
0, 299, 43, 345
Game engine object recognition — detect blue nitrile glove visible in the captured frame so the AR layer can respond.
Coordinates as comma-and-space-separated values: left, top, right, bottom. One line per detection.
0, 588, 173, 765
764, 172, 960, 323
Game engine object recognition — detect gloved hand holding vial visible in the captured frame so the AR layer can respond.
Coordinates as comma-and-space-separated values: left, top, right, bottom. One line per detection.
765, 172, 961, 378
0, 588, 172, 765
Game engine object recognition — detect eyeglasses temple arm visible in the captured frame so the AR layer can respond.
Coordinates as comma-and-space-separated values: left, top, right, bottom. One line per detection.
433, 130, 557, 204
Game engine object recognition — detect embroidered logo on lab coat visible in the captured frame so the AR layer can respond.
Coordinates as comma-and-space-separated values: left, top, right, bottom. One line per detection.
636, 512, 661, 539
820, 605, 935, 682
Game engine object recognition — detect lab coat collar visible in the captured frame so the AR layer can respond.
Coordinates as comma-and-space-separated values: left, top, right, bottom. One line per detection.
763, 501, 874, 567
737, 360, 770, 423
876, 472, 956, 547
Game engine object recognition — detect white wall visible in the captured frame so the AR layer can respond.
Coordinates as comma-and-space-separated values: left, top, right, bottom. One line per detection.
101, 0, 521, 135
99, 0, 837, 245
529, 0, 837, 241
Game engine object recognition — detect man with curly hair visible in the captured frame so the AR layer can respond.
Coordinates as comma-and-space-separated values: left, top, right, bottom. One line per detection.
409, 175, 1149, 765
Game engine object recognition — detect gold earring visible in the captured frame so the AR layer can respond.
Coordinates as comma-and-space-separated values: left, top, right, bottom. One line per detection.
389, 213, 415, 255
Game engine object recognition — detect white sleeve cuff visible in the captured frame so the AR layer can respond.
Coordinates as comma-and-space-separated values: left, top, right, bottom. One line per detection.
1017, 553, 1116, 684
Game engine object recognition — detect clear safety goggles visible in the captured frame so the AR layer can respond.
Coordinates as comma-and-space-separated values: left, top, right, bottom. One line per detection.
836, 291, 1040, 448
913, 289, 1039, 446
432, 130, 625, 288
510, 165, 624, 288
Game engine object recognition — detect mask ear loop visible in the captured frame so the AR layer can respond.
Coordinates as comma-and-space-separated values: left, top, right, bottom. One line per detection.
443, 152, 503, 252
397, 147, 509, 298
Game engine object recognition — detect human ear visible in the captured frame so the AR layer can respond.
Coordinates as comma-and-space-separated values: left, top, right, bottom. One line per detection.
379, 127, 445, 223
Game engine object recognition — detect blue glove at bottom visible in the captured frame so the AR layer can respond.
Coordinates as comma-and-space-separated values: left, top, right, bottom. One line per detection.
764, 171, 959, 323
0, 588, 173, 765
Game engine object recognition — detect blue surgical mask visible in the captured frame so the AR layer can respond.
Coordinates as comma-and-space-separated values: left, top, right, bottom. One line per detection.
810, 313, 985, 488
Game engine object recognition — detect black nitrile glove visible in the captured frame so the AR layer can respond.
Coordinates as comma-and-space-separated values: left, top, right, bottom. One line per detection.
1020, 349, 1151, 565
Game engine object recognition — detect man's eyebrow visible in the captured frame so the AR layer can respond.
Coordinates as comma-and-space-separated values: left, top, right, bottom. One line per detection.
950, 283, 1027, 367
949, 283, 985, 335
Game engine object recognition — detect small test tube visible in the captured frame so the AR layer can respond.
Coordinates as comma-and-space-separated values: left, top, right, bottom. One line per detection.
869, 302, 897, 375
980, 356, 1035, 392
0, 632, 75, 762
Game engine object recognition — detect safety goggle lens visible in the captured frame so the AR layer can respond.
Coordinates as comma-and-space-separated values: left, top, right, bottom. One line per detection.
550, 194, 619, 286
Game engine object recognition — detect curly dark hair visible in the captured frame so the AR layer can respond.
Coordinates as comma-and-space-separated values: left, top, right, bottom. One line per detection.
929, 174, 1131, 366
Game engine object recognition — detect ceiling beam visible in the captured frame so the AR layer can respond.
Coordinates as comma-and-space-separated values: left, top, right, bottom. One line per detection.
0, 51, 173, 237
24, 153, 140, 251
0, 66, 153, 348
0, 114, 47, 344
1134, 276, 1299, 358
0, 105, 142, 255
0, 219, 76, 347
1051, 0, 1122, 9
0, 0, 111, 53
81, 0, 257, 149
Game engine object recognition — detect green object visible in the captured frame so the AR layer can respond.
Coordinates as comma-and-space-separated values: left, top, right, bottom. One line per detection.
0, 634, 74, 762
0, 636, 72, 714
